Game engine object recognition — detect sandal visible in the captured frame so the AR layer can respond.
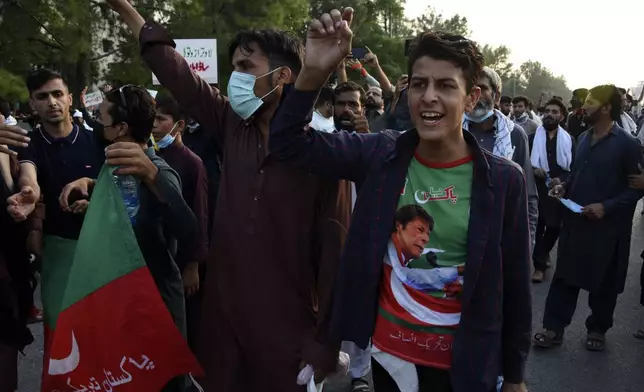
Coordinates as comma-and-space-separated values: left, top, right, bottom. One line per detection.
634, 329, 644, 339
351, 377, 372, 392
586, 332, 606, 351
532, 330, 563, 348
532, 270, 545, 283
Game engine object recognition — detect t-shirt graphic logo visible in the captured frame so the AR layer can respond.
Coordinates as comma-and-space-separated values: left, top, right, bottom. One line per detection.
414, 185, 458, 205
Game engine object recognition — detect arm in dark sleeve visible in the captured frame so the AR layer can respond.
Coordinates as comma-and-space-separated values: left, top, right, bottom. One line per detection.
270, 87, 383, 183
603, 137, 644, 214
148, 164, 197, 245
501, 165, 532, 384
80, 108, 103, 133
302, 179, 349, 377
175, 159, 209, 268
139, 22, 230, 148
511, 127, 538, 246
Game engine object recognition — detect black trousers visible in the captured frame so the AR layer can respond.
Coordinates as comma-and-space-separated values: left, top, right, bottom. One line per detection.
371, 359, 496, 392
543, 269, 619, 335
533, 218, 560, 272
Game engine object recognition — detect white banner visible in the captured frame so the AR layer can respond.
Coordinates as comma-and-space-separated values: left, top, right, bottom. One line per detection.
153, 39, 218, 85
84, 91, 103, 107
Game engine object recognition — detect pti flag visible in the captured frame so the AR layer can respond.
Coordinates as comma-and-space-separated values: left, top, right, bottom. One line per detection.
40, 165, 202, 391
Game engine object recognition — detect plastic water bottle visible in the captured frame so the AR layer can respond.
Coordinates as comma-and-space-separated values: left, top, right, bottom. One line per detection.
113, 174, 140, 224
545, 171, 552, 189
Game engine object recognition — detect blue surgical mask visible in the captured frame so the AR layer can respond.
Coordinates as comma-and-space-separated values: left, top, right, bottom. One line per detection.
155, 122, 179, 149
227, 68, 281, 120
464, 110, 494, 123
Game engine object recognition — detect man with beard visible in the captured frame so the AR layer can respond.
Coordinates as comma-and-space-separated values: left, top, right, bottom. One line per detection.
365, 86, 384, 119
567, 88, 589, 140
533, 84, 644, 352
511, 96, 538, 135
107, 1, 351, 390
334, 82, 370, 133
528, 99, 574, 283
617, 88, 637, 135
462, 67, 538, 247
499, 95, 512, 117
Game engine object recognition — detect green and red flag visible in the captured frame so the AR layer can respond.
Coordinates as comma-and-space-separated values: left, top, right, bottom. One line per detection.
40, 165, 202, 391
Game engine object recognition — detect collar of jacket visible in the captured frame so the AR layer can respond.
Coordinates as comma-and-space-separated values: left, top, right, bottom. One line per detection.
387, 127, 492, 186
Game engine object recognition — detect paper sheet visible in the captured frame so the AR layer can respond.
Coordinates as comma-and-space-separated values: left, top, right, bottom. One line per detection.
560, 198, 583, 213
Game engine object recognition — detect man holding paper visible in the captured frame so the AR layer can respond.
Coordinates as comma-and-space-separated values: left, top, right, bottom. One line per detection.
533, 84, 644, 352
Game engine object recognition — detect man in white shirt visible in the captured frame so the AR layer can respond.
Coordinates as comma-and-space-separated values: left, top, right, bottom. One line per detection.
309, 86, 335, 133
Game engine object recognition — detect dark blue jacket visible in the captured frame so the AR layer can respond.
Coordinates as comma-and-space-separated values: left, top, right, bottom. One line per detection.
270, 87, 532, 392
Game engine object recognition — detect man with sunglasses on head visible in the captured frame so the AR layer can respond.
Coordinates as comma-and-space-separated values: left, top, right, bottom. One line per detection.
59, 84, 197, 391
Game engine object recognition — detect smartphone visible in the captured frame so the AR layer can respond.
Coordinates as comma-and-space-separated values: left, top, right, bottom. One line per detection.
351, 48, 368, 60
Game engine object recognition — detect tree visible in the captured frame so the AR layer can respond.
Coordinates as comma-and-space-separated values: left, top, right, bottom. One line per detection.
410, 6, 470, 37
0, 69, 28, 102
0, 0, 573, 106
0, 0, 105, 101
504, 61, 571, 105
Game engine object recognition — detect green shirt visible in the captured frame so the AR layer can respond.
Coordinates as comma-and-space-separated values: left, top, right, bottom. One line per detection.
397, 154, 473, 290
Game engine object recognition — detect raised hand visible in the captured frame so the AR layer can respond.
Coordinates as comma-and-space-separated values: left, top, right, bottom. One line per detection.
80, 86, 88, 108
362, 46, 379, 67
304, 8, 354, 75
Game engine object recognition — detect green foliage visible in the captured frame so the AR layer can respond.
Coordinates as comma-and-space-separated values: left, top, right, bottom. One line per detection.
0, 69, 28, 102
0, 0, 571, 106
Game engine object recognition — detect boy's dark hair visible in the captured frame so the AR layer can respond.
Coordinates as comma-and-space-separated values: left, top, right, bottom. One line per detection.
229, 30, 304, 76
0, 101, 11, 117
155, 94, 185, 122
511, 95, 530, 106
618, 87, 627, 95
407, 32, 484, 91
589, 84, 622, 121
334, 82, 365, 104
393, 204, 434, 233
545, 98, 567, 116
26, 68, 68, 94
104, 85, 156, 143
316, 86, 334, 107
500, 95, 512, 104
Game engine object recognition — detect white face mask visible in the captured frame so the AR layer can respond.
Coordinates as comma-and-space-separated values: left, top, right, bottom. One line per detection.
226, 68, 282, 120
155, 122, 179, 149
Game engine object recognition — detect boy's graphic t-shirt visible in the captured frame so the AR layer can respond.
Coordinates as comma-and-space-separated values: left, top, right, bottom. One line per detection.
372, 153, 473, 369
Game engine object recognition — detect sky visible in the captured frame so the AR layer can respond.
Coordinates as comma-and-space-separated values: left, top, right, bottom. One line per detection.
405, 0, 644, 92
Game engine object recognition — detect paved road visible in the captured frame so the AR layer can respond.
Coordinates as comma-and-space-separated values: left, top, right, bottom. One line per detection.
18, 204, 644, 391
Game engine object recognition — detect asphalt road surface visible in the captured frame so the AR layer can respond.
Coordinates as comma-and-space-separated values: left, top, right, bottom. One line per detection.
18, 204, 644, 392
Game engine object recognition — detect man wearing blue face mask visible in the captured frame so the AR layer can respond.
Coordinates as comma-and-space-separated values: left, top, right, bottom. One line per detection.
152, 95, 209, 353
107, 1, 352, 391
462, 67, 538, 248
